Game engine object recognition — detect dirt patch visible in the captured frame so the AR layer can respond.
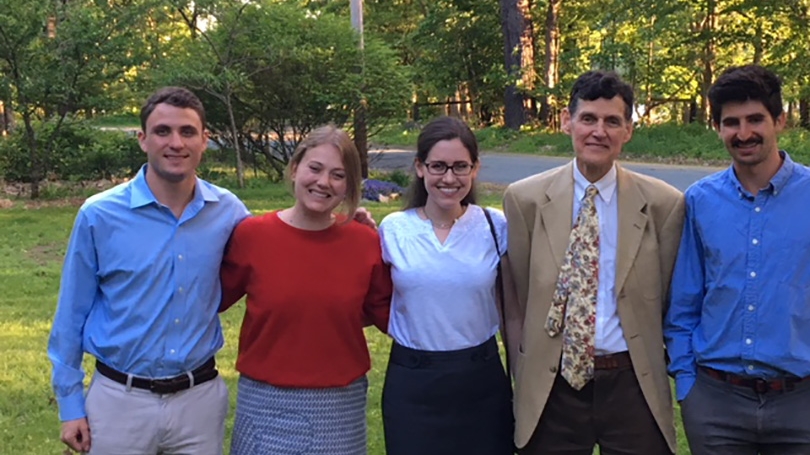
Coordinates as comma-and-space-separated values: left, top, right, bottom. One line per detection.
1, 178, 127, 209
26, 242, 65, 266
21, 198, 87, 209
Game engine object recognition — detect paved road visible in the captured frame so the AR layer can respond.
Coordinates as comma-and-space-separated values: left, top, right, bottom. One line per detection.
369, 148, 725, 192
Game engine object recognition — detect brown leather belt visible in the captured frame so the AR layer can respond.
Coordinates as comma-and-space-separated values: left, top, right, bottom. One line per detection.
96, 358, 218, 394
594, 351, 632, 370
700, 366, 810, 394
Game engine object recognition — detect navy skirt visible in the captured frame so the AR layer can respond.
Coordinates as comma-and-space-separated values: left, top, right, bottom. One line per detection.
382, 336, 515, 455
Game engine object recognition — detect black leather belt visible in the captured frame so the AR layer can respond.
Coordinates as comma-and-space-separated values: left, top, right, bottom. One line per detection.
95, 358, 218, 394
701, 366, 810, 394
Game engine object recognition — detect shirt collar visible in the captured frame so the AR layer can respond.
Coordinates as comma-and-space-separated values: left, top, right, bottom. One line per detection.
573, 159, 617, 204
729, 150, 794, 198
129, 164, 218, 209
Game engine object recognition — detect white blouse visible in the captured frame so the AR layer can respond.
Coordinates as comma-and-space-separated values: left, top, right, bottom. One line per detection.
379, 204, 508, 351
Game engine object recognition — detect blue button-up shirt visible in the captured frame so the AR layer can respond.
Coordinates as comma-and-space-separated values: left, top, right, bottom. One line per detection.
665, 152, 810, 401
48, 166, 249, 421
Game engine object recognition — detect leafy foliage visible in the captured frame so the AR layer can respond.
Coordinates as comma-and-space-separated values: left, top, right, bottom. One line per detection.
154, 0, 410, 180
0, 119, 142, 182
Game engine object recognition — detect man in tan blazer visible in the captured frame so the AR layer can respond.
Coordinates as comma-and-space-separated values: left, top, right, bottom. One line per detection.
503, 71, 684, 454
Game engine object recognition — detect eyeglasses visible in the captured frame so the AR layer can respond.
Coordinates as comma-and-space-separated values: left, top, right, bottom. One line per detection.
422, 161, 475, 176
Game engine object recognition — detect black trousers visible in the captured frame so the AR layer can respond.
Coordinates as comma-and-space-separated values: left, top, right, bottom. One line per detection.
519, 357, 671, 455
382, 337, 515, 455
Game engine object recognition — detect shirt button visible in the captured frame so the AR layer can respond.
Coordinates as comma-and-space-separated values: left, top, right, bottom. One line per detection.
748, 305, 755, 311
178, 254, 184, 260
745, 338, 752, 345
749, 271, 756, 278
550, 366, 558, 373
754, 207, 761, 213
748, 365, 755, 371
170, 349, 176, 354
751, 239, 759, 245
174, 319, 181, 324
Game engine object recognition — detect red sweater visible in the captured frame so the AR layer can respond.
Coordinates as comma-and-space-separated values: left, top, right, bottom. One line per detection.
220, 211, 392, 388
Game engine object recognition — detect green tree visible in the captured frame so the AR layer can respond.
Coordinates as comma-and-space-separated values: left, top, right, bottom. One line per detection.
0, 0, 152, 197
158, 0, 410, 179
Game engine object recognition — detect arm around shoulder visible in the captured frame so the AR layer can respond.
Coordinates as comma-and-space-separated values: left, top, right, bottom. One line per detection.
219, 217, 254, 312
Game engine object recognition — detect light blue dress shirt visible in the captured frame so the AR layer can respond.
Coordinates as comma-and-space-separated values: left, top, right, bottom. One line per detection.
665, 152, 810, 401
48, 165, 249, 421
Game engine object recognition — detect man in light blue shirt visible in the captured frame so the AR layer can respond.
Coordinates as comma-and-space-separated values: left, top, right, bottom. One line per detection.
48, 87, 250, 454
665, 65, 810, 454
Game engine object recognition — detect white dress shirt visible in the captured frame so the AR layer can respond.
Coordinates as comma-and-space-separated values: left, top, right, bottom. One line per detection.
572, 161, 628, 354
379, 205, 508, 351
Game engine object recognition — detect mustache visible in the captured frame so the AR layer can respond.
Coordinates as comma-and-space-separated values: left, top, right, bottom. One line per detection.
732, 136, 763, 147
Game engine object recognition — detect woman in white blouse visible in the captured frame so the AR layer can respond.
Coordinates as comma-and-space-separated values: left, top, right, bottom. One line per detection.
378, 116, 513, 455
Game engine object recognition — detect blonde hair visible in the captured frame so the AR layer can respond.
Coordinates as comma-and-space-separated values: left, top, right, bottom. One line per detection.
285, 124, 361, 220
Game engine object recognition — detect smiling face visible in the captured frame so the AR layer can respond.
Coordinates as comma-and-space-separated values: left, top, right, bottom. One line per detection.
416, 138, 479, 213
138, 103, 208, 185
562, 96, 633, 182
716, 99, 784, 169
290, 143, 348, 217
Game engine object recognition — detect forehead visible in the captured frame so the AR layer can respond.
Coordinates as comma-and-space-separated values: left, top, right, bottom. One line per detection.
718, 99, 770, 121
573, 96, 628, 119
301, 143, 343, 166
145, 103, 203, 129
426, 138, 472, 161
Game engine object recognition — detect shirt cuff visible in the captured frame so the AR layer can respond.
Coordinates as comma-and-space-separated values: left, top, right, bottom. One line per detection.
57, 392, 86, 422
675, 374, 696, 402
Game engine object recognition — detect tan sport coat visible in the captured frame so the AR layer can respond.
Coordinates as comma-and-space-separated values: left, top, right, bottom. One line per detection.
503, 162, 684, 452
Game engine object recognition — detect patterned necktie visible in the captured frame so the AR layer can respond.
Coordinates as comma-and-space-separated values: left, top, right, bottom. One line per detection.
545, 184, 600, 390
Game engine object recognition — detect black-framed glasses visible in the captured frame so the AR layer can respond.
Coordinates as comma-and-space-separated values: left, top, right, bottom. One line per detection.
422, 161, 475, 176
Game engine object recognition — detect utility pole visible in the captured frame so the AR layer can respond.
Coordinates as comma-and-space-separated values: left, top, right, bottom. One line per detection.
350, 0, 368, 177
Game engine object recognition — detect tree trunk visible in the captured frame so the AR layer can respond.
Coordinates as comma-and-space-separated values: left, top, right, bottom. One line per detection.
697, 0, 716, 125
354, 99, 369, 178
752, 20, 763, 65
519, 0, 536, 117
224, 91, 245, 188
800, 98, 810, 130
500, 0, 528, 129
539, 0, 561, 130
22, 111, 40, 199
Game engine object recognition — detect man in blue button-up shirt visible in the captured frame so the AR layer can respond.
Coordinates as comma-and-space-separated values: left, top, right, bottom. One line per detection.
665, 65, 810, 454
48, 87, 250, 454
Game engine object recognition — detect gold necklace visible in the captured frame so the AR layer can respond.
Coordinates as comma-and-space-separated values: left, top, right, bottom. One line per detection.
421, 207, 461, 229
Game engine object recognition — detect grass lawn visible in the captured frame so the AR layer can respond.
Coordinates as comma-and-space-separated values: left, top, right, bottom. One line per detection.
0, 180, 688, 454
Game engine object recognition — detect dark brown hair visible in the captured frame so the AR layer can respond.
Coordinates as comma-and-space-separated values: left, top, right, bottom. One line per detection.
140, 87, 206, 131
404, 116, 478, 209
568, 71, 634, 121
709, 65, 783, 125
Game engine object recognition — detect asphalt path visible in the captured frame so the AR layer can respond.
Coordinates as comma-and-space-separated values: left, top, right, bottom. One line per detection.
368, 148, 726, 192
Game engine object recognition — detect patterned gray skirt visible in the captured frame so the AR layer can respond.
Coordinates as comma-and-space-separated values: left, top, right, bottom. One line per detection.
230, 375, 369, 455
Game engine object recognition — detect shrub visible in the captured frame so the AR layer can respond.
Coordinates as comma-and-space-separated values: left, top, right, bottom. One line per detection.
0, 117, 144, 183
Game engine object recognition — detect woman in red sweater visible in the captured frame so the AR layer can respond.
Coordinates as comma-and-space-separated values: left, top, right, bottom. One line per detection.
220, 125, 391, 455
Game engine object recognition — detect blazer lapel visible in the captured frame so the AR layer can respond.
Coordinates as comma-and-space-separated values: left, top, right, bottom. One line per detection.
539, 162, 574, 269
614, 165, 648, 293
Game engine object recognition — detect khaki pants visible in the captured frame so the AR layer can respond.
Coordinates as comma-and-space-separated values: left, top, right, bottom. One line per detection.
85, 371, 229, 455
